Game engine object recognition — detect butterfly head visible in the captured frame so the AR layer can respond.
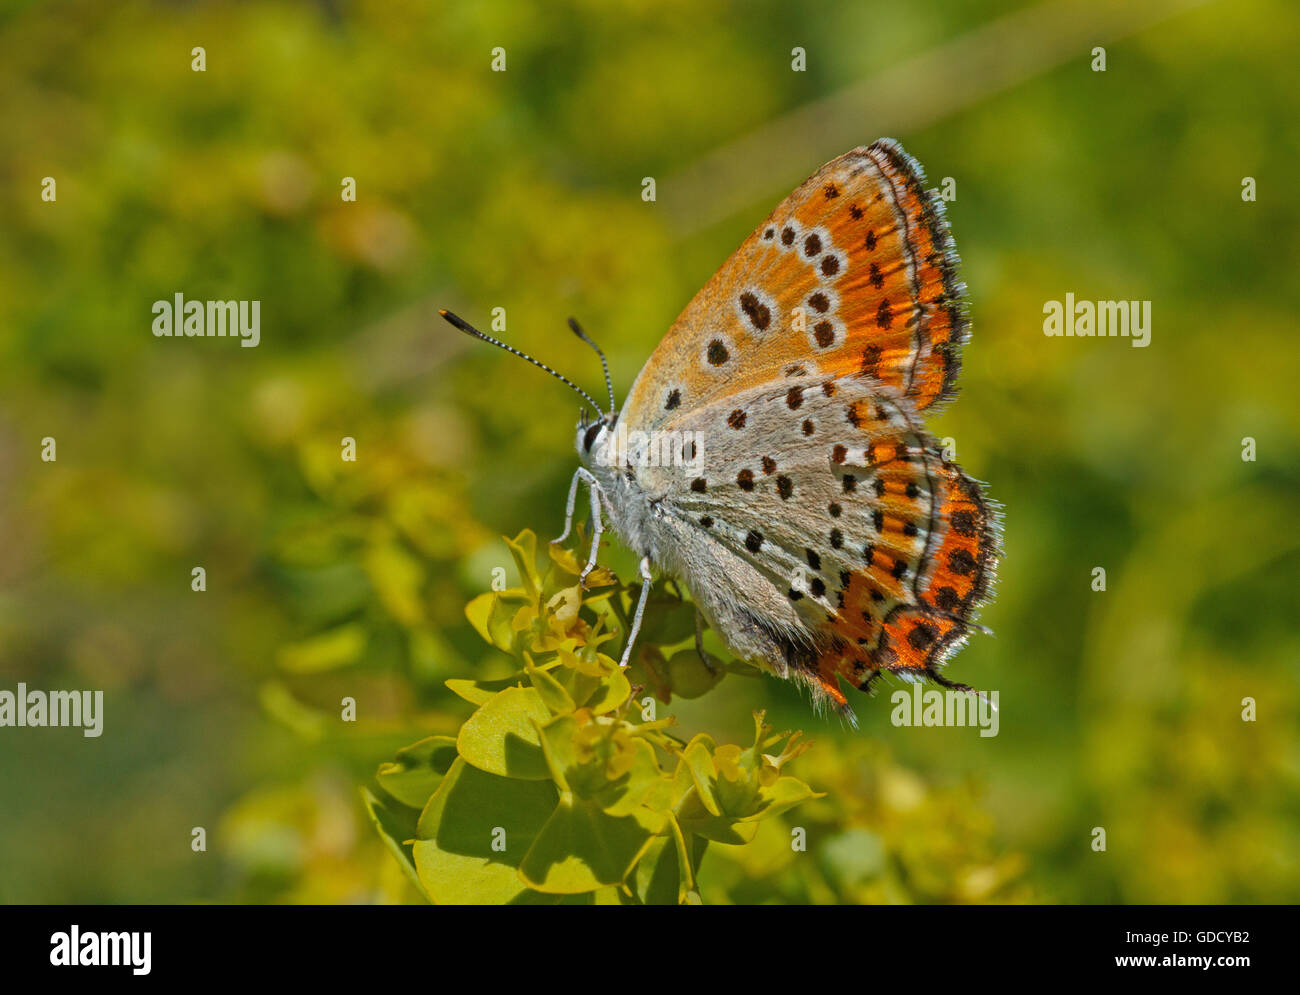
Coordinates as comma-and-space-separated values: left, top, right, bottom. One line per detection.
575, 408, 618, 467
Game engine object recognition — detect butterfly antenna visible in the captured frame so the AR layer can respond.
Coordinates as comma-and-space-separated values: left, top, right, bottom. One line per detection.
439, 309, 605, 418
567, 317, 616, 414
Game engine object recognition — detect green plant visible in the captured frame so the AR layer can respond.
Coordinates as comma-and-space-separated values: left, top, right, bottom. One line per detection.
365, 529, 821, 904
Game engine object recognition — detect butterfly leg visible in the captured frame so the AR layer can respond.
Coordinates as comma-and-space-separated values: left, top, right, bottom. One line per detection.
552, 468, 605, 589
619, 555, 653, 669
578, 477, 604, 589
693, 608, 719, 675
552, 467, 594, 545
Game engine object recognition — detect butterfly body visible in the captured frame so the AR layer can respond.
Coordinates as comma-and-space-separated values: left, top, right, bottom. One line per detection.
578, 412, 808, 680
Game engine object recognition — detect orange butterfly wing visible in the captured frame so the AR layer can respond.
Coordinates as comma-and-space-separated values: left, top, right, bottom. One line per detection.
624, 139, 968, 430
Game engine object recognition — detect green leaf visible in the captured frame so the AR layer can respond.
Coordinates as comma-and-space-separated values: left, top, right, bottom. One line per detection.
570, 665, 631, 714
738, 776, 823, 821
464, 591, 498, 645
536, 715, 668, 816
629, 815, 708, 905
258, 681, 326, 741
524, 658, 575, 714
376, 735, 459, 808
535, 713, 578, 792
667, 813, 699, 897
465, 590, 531, 651
518, 794, 662, 894
664, 648, 724, 698
445, 672, 526, 706
412, 758, 560, 905
277, 622, 367, 673
361, 788, 430, 902
504, 530, 541, 601
457, 686, 552, 780
681, 734, 722, 817
675, 788, 761, 845
636, 594, 696, 646
628, 835, 677, 906
364, 537, 426, 626
595, 738, 668, 817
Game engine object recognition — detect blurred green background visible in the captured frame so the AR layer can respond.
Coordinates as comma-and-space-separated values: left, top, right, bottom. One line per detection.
0, 0, 1297, 903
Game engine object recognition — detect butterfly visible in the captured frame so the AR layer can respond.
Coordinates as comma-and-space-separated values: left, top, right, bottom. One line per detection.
441, 139, 999, 724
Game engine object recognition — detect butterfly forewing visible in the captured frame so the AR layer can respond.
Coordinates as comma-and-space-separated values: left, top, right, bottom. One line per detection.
624, 139, 969, 435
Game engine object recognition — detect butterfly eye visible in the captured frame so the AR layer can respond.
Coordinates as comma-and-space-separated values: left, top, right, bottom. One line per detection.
582, 421, 603, 452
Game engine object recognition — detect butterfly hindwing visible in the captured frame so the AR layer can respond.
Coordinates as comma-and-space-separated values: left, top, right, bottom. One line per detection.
636, 369, 998, 712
